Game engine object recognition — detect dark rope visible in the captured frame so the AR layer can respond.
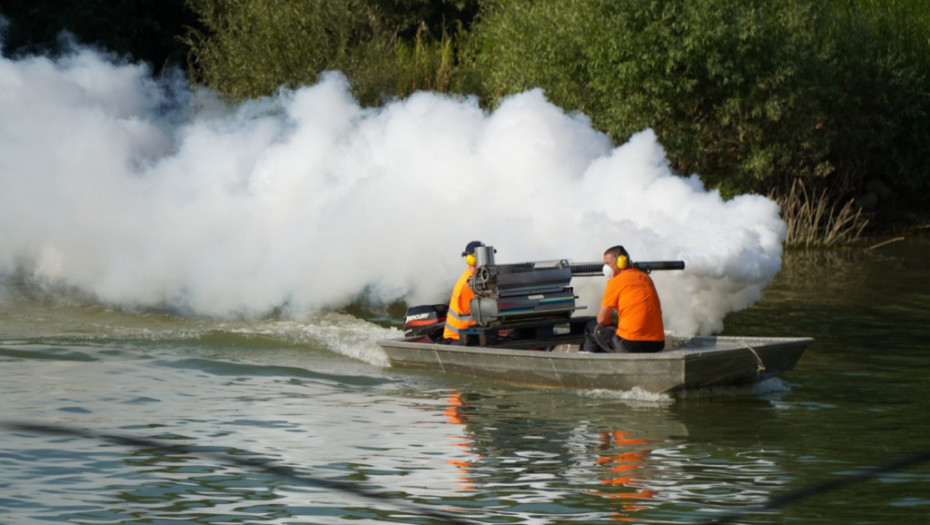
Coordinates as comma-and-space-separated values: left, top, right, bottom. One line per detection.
698, 449, 930, 524
3, 421, 478, 525
6, 421, 928, 524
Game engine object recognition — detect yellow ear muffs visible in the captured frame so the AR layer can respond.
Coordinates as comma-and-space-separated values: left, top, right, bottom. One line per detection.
617, 255, 628, 269
465, 254, 477, 266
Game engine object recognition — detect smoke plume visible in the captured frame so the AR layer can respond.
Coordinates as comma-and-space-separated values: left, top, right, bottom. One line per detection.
0, 44, 785, 335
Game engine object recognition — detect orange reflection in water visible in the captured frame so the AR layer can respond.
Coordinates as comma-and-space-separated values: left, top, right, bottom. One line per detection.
443, 389, 480, 491
591, 430, 657, 521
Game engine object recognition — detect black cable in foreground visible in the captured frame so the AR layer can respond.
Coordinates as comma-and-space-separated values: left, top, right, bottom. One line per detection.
9, 420, 928, 524
4, 421, 478, 525
698, 449, 930, 524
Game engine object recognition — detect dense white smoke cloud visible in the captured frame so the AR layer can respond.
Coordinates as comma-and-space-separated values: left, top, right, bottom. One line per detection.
0, 44, 785, 335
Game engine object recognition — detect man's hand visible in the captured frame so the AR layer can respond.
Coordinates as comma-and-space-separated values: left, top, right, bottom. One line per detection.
596, 304, 614, 325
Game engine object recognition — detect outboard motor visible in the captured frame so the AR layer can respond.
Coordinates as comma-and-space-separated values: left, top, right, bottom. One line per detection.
403, 304, 449, 342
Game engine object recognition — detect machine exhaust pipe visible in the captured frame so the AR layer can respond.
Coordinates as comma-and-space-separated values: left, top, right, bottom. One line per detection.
568, 260, 685, 276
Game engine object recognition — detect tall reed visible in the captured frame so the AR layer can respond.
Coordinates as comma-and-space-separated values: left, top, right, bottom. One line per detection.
775, 179, 869, 247
393, 24, 456, 95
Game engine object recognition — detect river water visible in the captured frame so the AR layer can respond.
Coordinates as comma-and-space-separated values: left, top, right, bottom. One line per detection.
1, 236, 928, 525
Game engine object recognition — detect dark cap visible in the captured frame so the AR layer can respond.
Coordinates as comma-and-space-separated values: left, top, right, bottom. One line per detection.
462, 241, 484, 257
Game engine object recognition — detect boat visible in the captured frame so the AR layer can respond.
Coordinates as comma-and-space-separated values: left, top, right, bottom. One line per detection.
378, 245, 810, 393
377, 332, 811, 393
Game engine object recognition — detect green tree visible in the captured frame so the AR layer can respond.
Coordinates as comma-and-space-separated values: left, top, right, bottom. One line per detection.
463, 0, 834, 196
461, 0, 930, 231
823, 0, 930, 213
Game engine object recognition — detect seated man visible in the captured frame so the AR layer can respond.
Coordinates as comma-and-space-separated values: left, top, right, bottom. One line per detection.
442, 241, 483, 343
583, 245, 665, 353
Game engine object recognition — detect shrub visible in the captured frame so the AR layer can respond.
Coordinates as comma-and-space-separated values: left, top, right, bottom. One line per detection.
184, 0, 375, 101
184, 0, 477, 104
822, 0, 930, 209
461, 0, 930, 229
463, 0, 834, 194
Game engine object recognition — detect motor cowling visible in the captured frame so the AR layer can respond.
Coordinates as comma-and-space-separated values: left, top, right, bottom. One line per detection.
403, 304, 449, 341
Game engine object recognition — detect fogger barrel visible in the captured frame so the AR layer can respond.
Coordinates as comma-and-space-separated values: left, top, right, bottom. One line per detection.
568, 260, 686, 276
467, 245, 685, 327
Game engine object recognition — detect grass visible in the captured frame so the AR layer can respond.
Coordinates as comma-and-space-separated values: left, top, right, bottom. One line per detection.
775, 179, 869, 247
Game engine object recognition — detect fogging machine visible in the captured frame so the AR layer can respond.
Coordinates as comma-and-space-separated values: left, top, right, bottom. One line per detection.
404, 245, 684, 346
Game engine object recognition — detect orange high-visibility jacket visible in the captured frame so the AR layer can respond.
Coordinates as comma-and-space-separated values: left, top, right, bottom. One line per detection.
443, 268, 476, 340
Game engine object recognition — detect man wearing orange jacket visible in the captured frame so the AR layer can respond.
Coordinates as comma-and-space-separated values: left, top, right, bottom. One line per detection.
583, 245, 666, 353
442, 241, 483, 343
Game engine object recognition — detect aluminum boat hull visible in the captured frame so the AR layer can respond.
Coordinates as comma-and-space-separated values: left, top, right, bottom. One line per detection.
377, 335, 811, 393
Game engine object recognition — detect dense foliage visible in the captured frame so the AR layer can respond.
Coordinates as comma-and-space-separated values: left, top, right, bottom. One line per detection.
3, 0, 928, 238
464, 1, 832, 195
463, 0, 930, 226
183, 0, 478, 105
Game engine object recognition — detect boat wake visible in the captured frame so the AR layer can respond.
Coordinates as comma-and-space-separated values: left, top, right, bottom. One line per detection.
0, 289, 396, 367
575, 378, 791, 406
581, 387, 675, 405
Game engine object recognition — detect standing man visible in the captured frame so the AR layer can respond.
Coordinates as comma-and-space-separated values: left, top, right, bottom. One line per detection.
443, 241, 483, 343
583, 245, 666, 353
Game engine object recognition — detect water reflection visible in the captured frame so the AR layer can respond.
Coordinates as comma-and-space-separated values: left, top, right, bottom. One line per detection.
425, 386, 808, 523
723, 238, 930, 343
723, 236, 930, 410
438, 389, 667, 521
443, 390, 479, 492
591, 430, 657, 521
